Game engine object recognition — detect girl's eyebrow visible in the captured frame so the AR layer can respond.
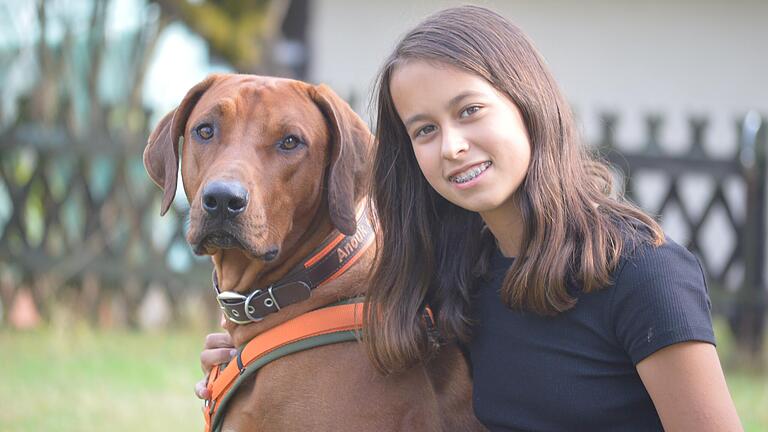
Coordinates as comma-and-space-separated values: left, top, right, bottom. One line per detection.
447, 90, 484, 108
403, 90, 485, 128
404, 113, 429, 129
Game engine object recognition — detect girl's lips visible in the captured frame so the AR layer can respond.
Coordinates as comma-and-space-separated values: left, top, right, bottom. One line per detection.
447, 161, 492, 181
451, 163, 492, 190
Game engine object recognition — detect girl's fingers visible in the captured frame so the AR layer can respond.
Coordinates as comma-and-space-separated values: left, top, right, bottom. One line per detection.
196, 326, 236, 400
200, 347, 238, 373
195, 377, 211, 400
204, 332, 234, 350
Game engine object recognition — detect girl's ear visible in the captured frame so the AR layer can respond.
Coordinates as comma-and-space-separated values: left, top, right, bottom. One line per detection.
310, 84, 374, 235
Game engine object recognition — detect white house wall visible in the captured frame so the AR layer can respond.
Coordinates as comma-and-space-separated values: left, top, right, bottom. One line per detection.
308, 0, 768, 150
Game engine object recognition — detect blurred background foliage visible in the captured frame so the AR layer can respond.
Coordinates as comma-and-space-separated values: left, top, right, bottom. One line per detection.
154, 0, 290, 73
0, 0, 765, 431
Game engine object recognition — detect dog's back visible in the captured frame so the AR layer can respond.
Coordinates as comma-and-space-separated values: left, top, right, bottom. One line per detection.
223, 342, 477, 431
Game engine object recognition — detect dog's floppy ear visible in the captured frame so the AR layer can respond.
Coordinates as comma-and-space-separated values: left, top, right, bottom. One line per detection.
143, 74, 220, 215
311, 84, 373, 235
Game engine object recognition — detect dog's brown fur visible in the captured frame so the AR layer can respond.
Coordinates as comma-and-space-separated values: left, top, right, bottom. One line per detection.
144, 74, 484, 431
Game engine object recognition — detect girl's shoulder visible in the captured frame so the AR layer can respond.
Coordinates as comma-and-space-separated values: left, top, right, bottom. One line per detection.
609, 233, 715, 365
615, 234, 703, 286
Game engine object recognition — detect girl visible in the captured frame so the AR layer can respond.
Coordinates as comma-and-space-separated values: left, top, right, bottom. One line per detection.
199, 5, 741, 431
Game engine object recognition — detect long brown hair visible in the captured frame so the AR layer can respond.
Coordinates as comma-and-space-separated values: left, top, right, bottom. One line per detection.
363, 5, 664, 374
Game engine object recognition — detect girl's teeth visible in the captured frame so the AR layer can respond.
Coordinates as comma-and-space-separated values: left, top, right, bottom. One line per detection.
451, 162, 491, 183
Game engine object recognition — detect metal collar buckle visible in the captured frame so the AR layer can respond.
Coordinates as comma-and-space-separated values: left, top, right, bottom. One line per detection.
216, 290, 261, 324
213, 272, 266, 324
245, 288, 269, 322
242, 286, 282, 322
265, 286, 281, 310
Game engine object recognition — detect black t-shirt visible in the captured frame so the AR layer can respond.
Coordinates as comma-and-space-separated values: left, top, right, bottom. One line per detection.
468, 237, 715, 431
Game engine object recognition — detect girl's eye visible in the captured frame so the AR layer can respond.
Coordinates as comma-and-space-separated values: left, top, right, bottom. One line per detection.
415, 124, 437, 138
196, 124, 214, 140
460, 105, 481, 118
278, 135, 304, 151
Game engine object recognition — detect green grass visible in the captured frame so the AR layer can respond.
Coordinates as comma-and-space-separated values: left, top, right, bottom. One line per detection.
0, 322, 766, 431
0, 326, 205, 432
724, 369, 768, 431
713, 319, 768, 431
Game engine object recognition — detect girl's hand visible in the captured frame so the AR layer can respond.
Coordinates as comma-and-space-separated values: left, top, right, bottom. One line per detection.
195, 332, 237, 400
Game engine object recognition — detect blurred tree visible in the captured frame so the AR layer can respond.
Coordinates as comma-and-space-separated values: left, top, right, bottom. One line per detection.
152, 0, 291, 74
17, 0, 167, 137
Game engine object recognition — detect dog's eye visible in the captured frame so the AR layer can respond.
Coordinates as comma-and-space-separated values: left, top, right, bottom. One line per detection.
278, 135, 303, 151
196, 124, 214, 140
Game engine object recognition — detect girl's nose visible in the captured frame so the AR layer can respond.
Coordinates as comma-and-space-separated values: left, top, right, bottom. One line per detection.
441, 128, 469, 160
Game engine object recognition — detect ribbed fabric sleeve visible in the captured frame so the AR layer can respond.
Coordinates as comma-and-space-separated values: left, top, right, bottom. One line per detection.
610, 237, 716, 365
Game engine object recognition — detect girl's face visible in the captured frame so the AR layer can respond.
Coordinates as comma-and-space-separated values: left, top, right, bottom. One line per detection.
390, 60, 531, 216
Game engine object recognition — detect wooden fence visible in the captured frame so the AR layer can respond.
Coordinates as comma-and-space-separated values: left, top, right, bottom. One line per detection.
602, 112, 766, 354
0, 117, 217, 328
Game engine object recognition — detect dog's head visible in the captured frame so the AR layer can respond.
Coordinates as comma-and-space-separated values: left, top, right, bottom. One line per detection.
143, 74, 372, 262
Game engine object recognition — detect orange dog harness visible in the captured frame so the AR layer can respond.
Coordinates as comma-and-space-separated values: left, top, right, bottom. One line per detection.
204, 301, 365, 432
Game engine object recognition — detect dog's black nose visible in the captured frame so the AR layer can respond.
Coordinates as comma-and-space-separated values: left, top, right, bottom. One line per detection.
202, 181, 248, 218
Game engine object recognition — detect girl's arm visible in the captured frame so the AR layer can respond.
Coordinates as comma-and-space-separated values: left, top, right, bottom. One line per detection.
637, 341, 742, 431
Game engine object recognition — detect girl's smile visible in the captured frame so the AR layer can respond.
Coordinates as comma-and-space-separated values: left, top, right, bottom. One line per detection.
448, 160, 492, 188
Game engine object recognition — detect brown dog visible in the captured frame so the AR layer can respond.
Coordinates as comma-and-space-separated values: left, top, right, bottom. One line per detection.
144, 74, 484, 431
